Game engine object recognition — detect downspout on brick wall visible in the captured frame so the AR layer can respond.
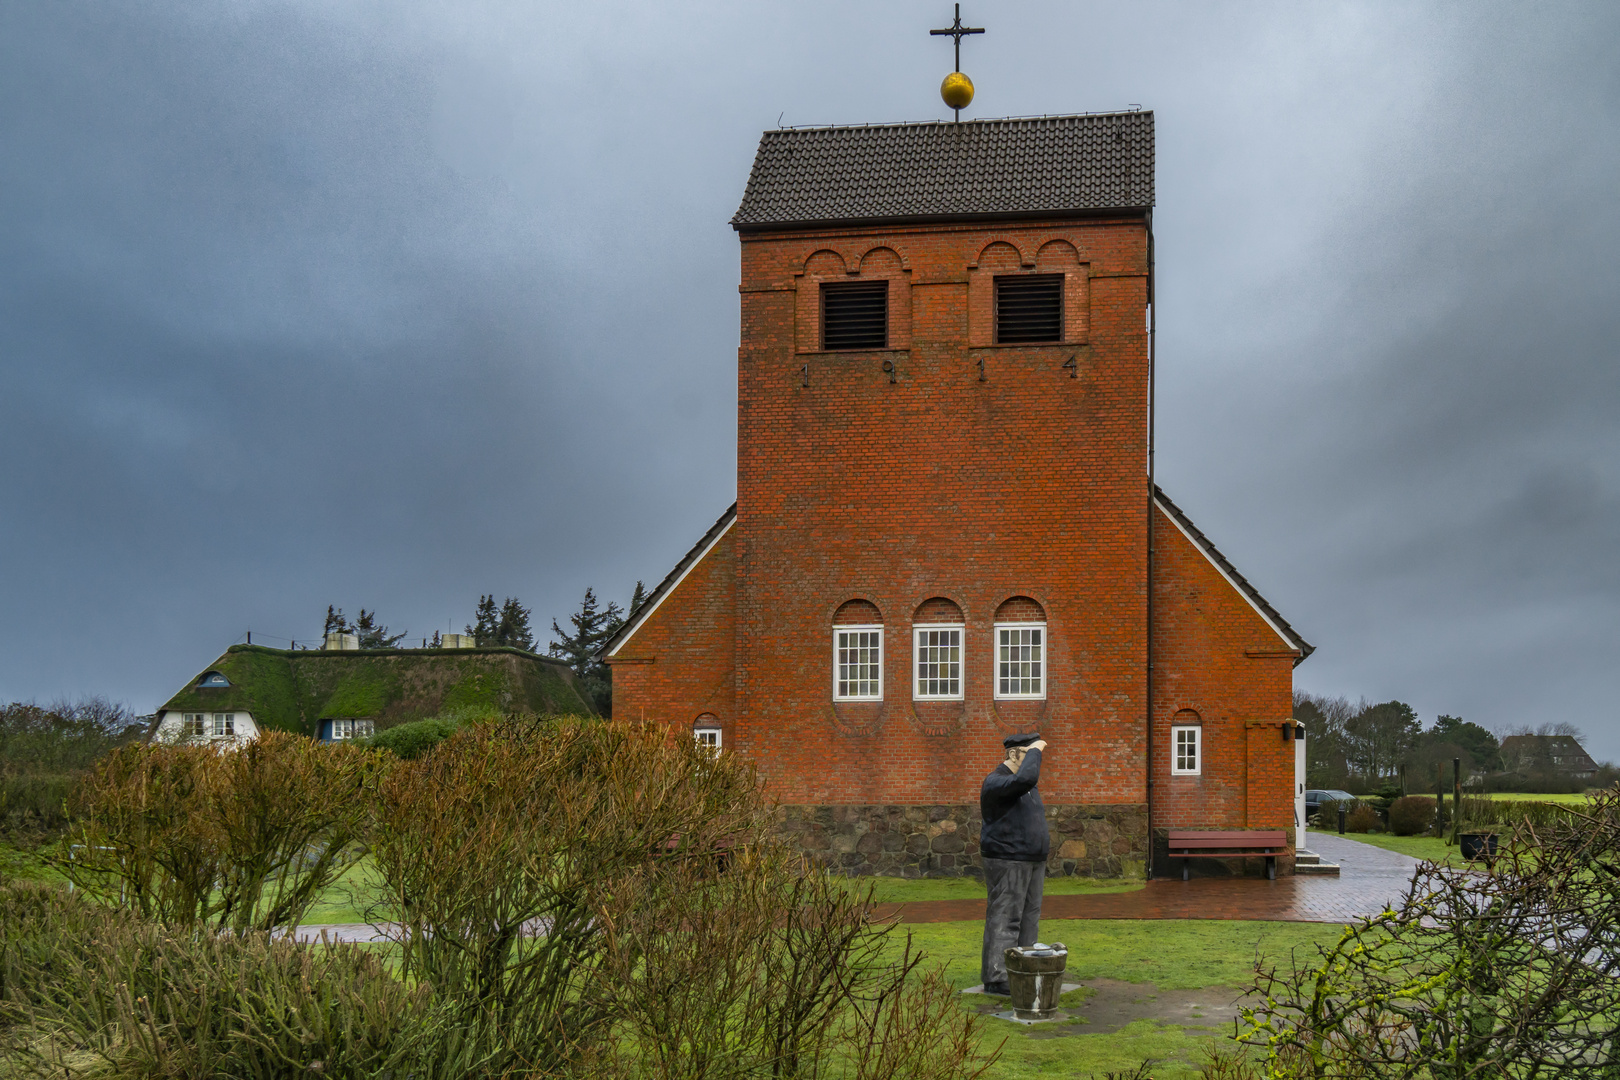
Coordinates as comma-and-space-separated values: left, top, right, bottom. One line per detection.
1145, 208, 1156, 879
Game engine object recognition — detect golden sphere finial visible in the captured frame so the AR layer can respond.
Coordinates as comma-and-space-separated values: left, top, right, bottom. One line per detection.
941, 71, 975, 111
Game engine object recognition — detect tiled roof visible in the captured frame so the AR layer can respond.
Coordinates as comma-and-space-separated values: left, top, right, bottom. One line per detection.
732, 112, 1154, 230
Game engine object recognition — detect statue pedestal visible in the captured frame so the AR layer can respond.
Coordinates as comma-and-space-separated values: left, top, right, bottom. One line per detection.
1004, 943, 1068, 1020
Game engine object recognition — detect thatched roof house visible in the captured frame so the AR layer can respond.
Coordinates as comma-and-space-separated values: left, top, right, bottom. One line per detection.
151, 643, 591, 745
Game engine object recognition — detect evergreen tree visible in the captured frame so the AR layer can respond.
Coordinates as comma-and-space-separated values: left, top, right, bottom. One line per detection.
324, 605, 351, 635
549, 587, 623, 716
628, 580, 648, 621
467, 595, 500, 646
1427, 714, 1503, 772
496, 597, 535, 651
1344, 700, 1421, 781
353, 608, 407, 650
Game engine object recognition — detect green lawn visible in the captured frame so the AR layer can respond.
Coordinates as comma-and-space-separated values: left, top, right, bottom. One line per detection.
1327, 831, 1466, 866
893, 919, 1348, 1079
1482, 792, 1597, 804
0, 840, 68, 885
302, 857, 389, 924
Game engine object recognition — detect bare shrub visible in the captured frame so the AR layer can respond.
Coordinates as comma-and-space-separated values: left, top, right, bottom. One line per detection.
1343, 804, 1380, 833
1235, 785, 1620, 1077
0, 879, 423, 1079
56, 731, 380, 933
373, 717, 996, 1080
605, 843, 990, 1080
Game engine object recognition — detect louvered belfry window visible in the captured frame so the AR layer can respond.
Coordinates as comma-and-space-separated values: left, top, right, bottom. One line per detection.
821, 281, 888, 350
995, 274, 1064, 343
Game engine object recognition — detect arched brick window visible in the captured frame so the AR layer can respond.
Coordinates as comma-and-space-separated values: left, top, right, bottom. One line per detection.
912, 597, 964, 701
832, 599, 883, 701
993, 597, 1046, 700
694, 712, 722, 752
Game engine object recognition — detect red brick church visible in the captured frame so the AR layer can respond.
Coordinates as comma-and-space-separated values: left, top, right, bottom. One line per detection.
601, 113, 1313, 878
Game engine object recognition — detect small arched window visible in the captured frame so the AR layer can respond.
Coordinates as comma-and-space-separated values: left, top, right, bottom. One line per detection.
993, 597, 1046, 700
694, 713, 722, 752
832, 599, 883, 701
197, 671, 231, 688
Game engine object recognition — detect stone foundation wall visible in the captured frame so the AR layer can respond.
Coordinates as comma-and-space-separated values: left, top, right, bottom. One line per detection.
778, 803, 1149, 878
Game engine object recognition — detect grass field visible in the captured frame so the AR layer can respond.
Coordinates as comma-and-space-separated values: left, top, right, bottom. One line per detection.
895, 918, 1347, 1079
1482, 791, 1596, 804
1326, 831, 1465, 865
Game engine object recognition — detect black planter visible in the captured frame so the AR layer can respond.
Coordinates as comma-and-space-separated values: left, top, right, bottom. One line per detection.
1460, 832, 1499, 862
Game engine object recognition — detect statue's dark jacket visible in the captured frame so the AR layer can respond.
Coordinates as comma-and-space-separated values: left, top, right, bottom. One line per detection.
978, 748, 1049, 862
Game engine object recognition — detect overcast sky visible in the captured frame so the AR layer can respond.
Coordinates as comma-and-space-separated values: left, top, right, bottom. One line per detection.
2, 2, 1617, 757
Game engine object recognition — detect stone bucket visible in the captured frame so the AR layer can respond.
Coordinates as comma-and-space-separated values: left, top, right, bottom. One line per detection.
1005, 942, 1068, 1020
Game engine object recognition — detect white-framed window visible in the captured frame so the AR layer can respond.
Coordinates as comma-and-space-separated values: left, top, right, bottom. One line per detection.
833, 625, 883, 701
913, 625, 963, 700
330, 718, 374, 740
994, 623, 1045, 699
212, 713, 235, 737
695, 727, 722, 751
184, 713, 207, 737
1172, 725, 1201, 775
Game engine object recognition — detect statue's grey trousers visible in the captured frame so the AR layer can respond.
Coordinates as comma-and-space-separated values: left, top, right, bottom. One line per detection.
981, 857, 1045, 986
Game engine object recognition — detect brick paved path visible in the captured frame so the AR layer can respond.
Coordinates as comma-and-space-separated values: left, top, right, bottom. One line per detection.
292, 836, 1422, 941
884, 834, 1423, 925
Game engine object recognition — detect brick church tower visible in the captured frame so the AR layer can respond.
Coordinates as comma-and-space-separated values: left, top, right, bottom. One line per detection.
603, 114, 1313, 878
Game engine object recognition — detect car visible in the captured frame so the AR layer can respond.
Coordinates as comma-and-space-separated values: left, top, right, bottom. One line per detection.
1304, 789, 1358, 820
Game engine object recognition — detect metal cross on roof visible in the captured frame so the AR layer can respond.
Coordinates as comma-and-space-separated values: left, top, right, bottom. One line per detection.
930, 4, 984, 72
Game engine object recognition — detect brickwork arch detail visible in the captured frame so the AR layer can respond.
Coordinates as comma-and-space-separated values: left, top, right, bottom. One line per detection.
858, 245, 908, 273
833, 598, 882, 625
994, 595, 1047, 622
912, 596, 964, 623
1036, 238, 1081, 268
973, 240, 1025, 270
802, 248, 848, 275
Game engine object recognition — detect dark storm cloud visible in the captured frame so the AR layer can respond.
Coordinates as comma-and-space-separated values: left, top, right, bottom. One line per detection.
2, 2, 1617, 757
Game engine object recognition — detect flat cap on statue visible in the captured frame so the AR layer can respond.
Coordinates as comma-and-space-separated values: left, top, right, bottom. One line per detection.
1002, 732, 1042, 749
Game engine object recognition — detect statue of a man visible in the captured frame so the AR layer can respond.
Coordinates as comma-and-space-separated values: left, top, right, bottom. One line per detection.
978, 732, 1049, 995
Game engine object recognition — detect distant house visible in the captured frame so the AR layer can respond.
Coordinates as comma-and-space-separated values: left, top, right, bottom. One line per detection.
1498, 734, 1599, 780
150, 641, 593, 746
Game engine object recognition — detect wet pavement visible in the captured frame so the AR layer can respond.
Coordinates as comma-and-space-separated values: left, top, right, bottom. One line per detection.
885, 834, 1423, 925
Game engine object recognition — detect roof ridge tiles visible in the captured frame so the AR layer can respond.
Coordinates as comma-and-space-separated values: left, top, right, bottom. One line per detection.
733, 112, 1154, 230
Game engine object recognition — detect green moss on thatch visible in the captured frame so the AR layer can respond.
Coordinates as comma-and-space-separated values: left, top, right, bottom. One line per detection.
159, 648, 304, 732
158, 645, 591, 735
318, 677, 389, 719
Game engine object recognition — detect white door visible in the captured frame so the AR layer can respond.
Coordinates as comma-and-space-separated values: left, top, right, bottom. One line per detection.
1294, 724, 1308, 848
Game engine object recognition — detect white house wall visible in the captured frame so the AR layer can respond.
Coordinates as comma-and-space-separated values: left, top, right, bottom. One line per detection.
152, 710, 261, 748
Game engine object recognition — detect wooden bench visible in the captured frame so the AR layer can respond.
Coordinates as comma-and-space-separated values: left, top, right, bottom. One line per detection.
1167, 829, 1289, 881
